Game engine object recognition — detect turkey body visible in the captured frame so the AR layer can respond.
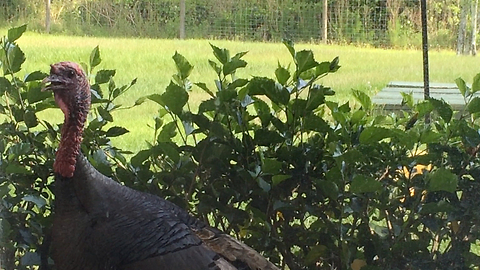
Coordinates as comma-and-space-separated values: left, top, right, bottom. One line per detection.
42, 61, 279, 270
52, 155, 223, 270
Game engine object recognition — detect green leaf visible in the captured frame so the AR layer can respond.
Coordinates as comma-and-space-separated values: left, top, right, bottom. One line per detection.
208, 60, 222, 75
359, 127, 393, 144
157, 142, 180, 163
315, 61, 330, 77
458, 120, 480, 147
352, 89, 372, 111
350, 175, 381, 194
90, 46, 101, 69
210, 43, 229, 64
217, 88, 236, 103
275, 66, 290, 85
254, 129, 284, 146
427, 168, 457, 193
263, 158, 283, 174
106, 126, 129, 137
351, 110, 366, 124
198, 99, 216, 113
370, 223, 389, 238
229, 78, 249, 90
283, 39, 295, 59
189, 114, 210, 131
173, 51, 193, 80
223, 58, 247, 76
8, 143, 31, 156
428, 98, 452, 123
467, 97, 480, 114
23, 195, 46, 208
306, 85, 326, 111
232, 51, 248, 60
23, 110, 38, 128
97, 106, 113, 122
195, 82, 215, 97
27, 82, 51, 104
209, 121, 229, 139
253, 98, 272, 126
131, 149, 151, 167
158, 122, 177, 142
272, 175, 290, 186
290, 99, 308, 119
7, 44, 25, 73
147, 93, 162, 105
401, 92, 414, 108
154, 116, 163, 131
455, 77, 468, 97
0, 77, 11, 94
7, 24, 27, 42
420, 200, 455, 214
24, 71, 47, 82
316, 180, 339, 200
95, 69, 116, 84
161, 81, 189, 115
415, 100, 434, 117
420, 130, 441, 144
257, 177, 271, 192
329, 56, 340, 72
248, 77, 289, 105
472, 73, 480, 93
304, 114, 329, 132
305, 245, 328, 266
5, 164, 31, 175
295, 50, 318, 74
134, 96, 147, 106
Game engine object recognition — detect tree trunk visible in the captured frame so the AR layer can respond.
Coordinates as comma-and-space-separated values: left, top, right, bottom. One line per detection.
45, 0, 51, 33
386, 0, 402, 30
457, 0, 468, 55
321, 0, 328, 42
179, 0, 186, 39
471, 0, 478, 56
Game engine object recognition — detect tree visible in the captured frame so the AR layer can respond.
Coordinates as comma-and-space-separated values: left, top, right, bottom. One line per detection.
457, 0, 469, 55
386, 0, 403, 30
471, 0, 478, 56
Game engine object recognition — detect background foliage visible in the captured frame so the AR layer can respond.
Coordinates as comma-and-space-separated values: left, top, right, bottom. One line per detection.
0, 0, 475, 49
1, 25, 480, 270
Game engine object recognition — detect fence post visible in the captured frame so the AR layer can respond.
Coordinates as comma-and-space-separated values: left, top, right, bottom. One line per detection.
322, 0, 328, 42
420, 0, 430, 123
45, 0, 51, 33
179, 0, 186, 39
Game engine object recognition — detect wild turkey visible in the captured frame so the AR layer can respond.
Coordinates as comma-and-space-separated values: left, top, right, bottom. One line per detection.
42, 61, 280, 270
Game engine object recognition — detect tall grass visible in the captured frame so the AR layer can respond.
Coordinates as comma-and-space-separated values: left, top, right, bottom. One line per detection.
14, 31, 480, 151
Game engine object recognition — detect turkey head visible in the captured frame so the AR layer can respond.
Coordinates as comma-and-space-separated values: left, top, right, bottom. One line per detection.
42, 62, 91, 178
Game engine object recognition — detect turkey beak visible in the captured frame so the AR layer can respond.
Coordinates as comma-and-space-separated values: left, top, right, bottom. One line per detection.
41, 74, 62, 92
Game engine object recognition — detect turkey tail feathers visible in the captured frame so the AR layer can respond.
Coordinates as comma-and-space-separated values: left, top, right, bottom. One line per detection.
194, 227, 280, 270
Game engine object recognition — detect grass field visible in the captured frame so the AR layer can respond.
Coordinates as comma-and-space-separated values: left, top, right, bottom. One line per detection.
13, 31, 480, 151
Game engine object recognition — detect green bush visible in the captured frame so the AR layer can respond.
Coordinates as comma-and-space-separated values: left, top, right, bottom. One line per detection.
2, 25, 480, 270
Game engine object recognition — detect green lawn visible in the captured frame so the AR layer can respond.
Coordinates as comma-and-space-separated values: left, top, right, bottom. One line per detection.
14, 31, 480, 152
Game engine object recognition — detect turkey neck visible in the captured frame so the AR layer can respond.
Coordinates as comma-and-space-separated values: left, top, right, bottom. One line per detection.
54, 84, 91, 179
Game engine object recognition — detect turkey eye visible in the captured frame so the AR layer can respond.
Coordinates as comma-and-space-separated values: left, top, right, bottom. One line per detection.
67, 70, 76, 78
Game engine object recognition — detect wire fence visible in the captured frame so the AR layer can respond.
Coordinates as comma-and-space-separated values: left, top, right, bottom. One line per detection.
0, 0, 475, 49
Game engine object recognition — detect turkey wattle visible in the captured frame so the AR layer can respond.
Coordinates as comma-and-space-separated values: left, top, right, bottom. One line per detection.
42, 62, 279, 270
